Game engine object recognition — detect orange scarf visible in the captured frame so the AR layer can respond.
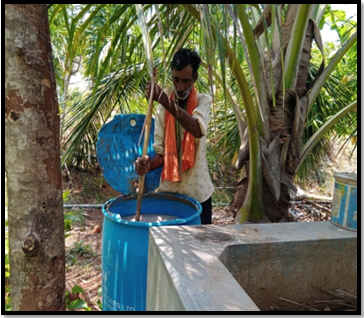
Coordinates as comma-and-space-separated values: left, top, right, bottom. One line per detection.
162, 86, 198, 182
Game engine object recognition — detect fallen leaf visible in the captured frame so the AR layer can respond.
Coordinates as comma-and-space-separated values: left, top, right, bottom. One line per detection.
93, 225, 101, 233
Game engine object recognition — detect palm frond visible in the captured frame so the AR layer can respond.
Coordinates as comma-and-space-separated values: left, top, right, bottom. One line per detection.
284, 4, 312, 89
61, 62, 149, 166
296, 100, 357, 174
309, 31, 357, 111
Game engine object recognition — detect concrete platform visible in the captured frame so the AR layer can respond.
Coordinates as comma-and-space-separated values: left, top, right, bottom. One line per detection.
146, 222, 357, 311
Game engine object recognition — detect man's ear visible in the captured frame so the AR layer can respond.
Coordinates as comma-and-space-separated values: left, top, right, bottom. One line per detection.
193, 72, 198, 83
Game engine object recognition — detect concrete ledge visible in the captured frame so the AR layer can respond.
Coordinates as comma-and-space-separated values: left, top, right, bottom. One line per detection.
146, 222, 357, 311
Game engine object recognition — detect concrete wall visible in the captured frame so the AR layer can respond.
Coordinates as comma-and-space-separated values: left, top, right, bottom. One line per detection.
146, 226, 259, 311
219, 238, 357, 311
146, 222, 357, 311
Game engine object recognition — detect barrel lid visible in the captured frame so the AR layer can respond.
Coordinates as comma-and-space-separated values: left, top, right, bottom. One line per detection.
334, 172, 357, 186
96, 114, 162, 195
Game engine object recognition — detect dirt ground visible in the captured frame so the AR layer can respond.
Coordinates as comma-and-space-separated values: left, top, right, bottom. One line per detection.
63, 138, 357, 311
64, 208, 104, 311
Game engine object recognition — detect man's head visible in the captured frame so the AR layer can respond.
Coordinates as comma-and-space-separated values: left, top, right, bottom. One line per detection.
171, 48, 201, 100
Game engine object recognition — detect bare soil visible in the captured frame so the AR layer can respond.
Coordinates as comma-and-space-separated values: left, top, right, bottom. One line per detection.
63, 138, 357, 311
64, 208, 104, 311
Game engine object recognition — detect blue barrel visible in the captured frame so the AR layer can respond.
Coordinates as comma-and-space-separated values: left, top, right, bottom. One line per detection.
96, 114, 162, 196
331, 172, 357, 231
101, 193, 201, 311
96, 114, 202, 311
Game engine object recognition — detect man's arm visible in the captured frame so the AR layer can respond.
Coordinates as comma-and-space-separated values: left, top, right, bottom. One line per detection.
158, 92, 202, 138
146, 82, 202, 138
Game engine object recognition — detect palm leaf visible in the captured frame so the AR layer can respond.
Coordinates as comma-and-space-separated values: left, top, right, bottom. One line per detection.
296, 100, 357, 174
61, 63, 148, 166
236, 4, 269, 139
184, 4, 265, 221
308, 31, 357, 112
284, 4, 312, 89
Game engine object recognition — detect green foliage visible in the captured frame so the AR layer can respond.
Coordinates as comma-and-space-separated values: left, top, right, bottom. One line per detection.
66, 240, 99, 267
5, 179, 11, 310
68, 299, 92, 311
295, 61, 357, 182
97, 287, 103, 310
209, 109, 242, 167
64, 212, 81, 237
206, 143, 239, 204
5, 234, 11, 311
63, 189, 71, 202
60, 62, 149, 168
65, 285, 102, 311
63, 190, 81, 238
49, 4, 357, 223
66, 88, 84, 110
66, 286, 92, 311
5, 236, 10, 277
5, 286, 11, 311
324, 5, 357, 44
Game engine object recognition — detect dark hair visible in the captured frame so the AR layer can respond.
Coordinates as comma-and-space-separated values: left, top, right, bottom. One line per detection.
171, 48, 201, 74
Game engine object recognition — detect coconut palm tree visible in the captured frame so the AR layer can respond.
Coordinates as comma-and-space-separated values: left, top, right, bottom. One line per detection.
187, 4, 357, 223
50, 4, 357, 223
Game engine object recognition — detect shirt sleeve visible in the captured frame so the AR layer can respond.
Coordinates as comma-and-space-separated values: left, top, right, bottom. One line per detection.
152, 104, 166, 155
192, 94, 212, 138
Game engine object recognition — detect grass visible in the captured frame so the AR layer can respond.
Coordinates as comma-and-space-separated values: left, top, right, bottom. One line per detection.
296, 137, 357, 198
66, 240, 100, 268
206, 143, 241, 205
69, 209, 85, 225
63, 167, 119, 205
80, 173, 110, 203
212, 188, 235, 205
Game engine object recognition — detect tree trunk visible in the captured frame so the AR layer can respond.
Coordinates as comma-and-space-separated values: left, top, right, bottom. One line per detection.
5, 4, 65, 311
234, 4, 317, 223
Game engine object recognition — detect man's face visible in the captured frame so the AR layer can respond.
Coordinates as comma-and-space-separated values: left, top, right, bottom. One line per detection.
172, 64, 197, 100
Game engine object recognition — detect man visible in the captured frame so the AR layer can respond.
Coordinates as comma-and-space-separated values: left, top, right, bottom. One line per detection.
135, 48, 214, 224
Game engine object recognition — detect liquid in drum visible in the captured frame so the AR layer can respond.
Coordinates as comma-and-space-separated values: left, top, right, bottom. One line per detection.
121, 214, 179, 222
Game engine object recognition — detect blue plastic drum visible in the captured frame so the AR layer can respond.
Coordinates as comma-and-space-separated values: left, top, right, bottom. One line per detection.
101, 193, 202, 311
96, 114, 202, 311
96, 114, 162, 196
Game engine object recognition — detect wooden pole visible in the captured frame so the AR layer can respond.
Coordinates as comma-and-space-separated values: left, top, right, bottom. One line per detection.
134, 68, 158, 221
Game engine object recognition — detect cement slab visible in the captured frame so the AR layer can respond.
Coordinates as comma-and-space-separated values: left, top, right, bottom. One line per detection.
146, 222, 357, 311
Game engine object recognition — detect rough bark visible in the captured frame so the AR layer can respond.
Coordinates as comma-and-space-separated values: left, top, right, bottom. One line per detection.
235, 126, 249, 170
5, 4, 65, 311
234, 4, 318, 222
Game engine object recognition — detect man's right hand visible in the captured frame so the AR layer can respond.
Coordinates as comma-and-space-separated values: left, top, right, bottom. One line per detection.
146, 81, 167, 103
134, 156, 151, 176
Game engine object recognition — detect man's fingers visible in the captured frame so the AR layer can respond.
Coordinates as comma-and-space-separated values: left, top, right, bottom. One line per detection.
140, 156, 149, 163
136, 156, 149, 167
146, 81, 162, 102
135, 156, 151, 176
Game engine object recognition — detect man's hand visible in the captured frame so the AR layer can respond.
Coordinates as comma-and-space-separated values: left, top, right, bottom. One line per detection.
134, 156, 151, 176
146, 81, 166, 103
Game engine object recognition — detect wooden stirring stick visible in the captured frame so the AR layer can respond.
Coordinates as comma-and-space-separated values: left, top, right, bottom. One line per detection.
134, 67, 158, 221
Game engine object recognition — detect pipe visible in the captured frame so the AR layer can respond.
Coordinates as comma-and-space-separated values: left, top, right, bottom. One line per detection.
64, 203, 232, 208
64, 204, 103, 208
